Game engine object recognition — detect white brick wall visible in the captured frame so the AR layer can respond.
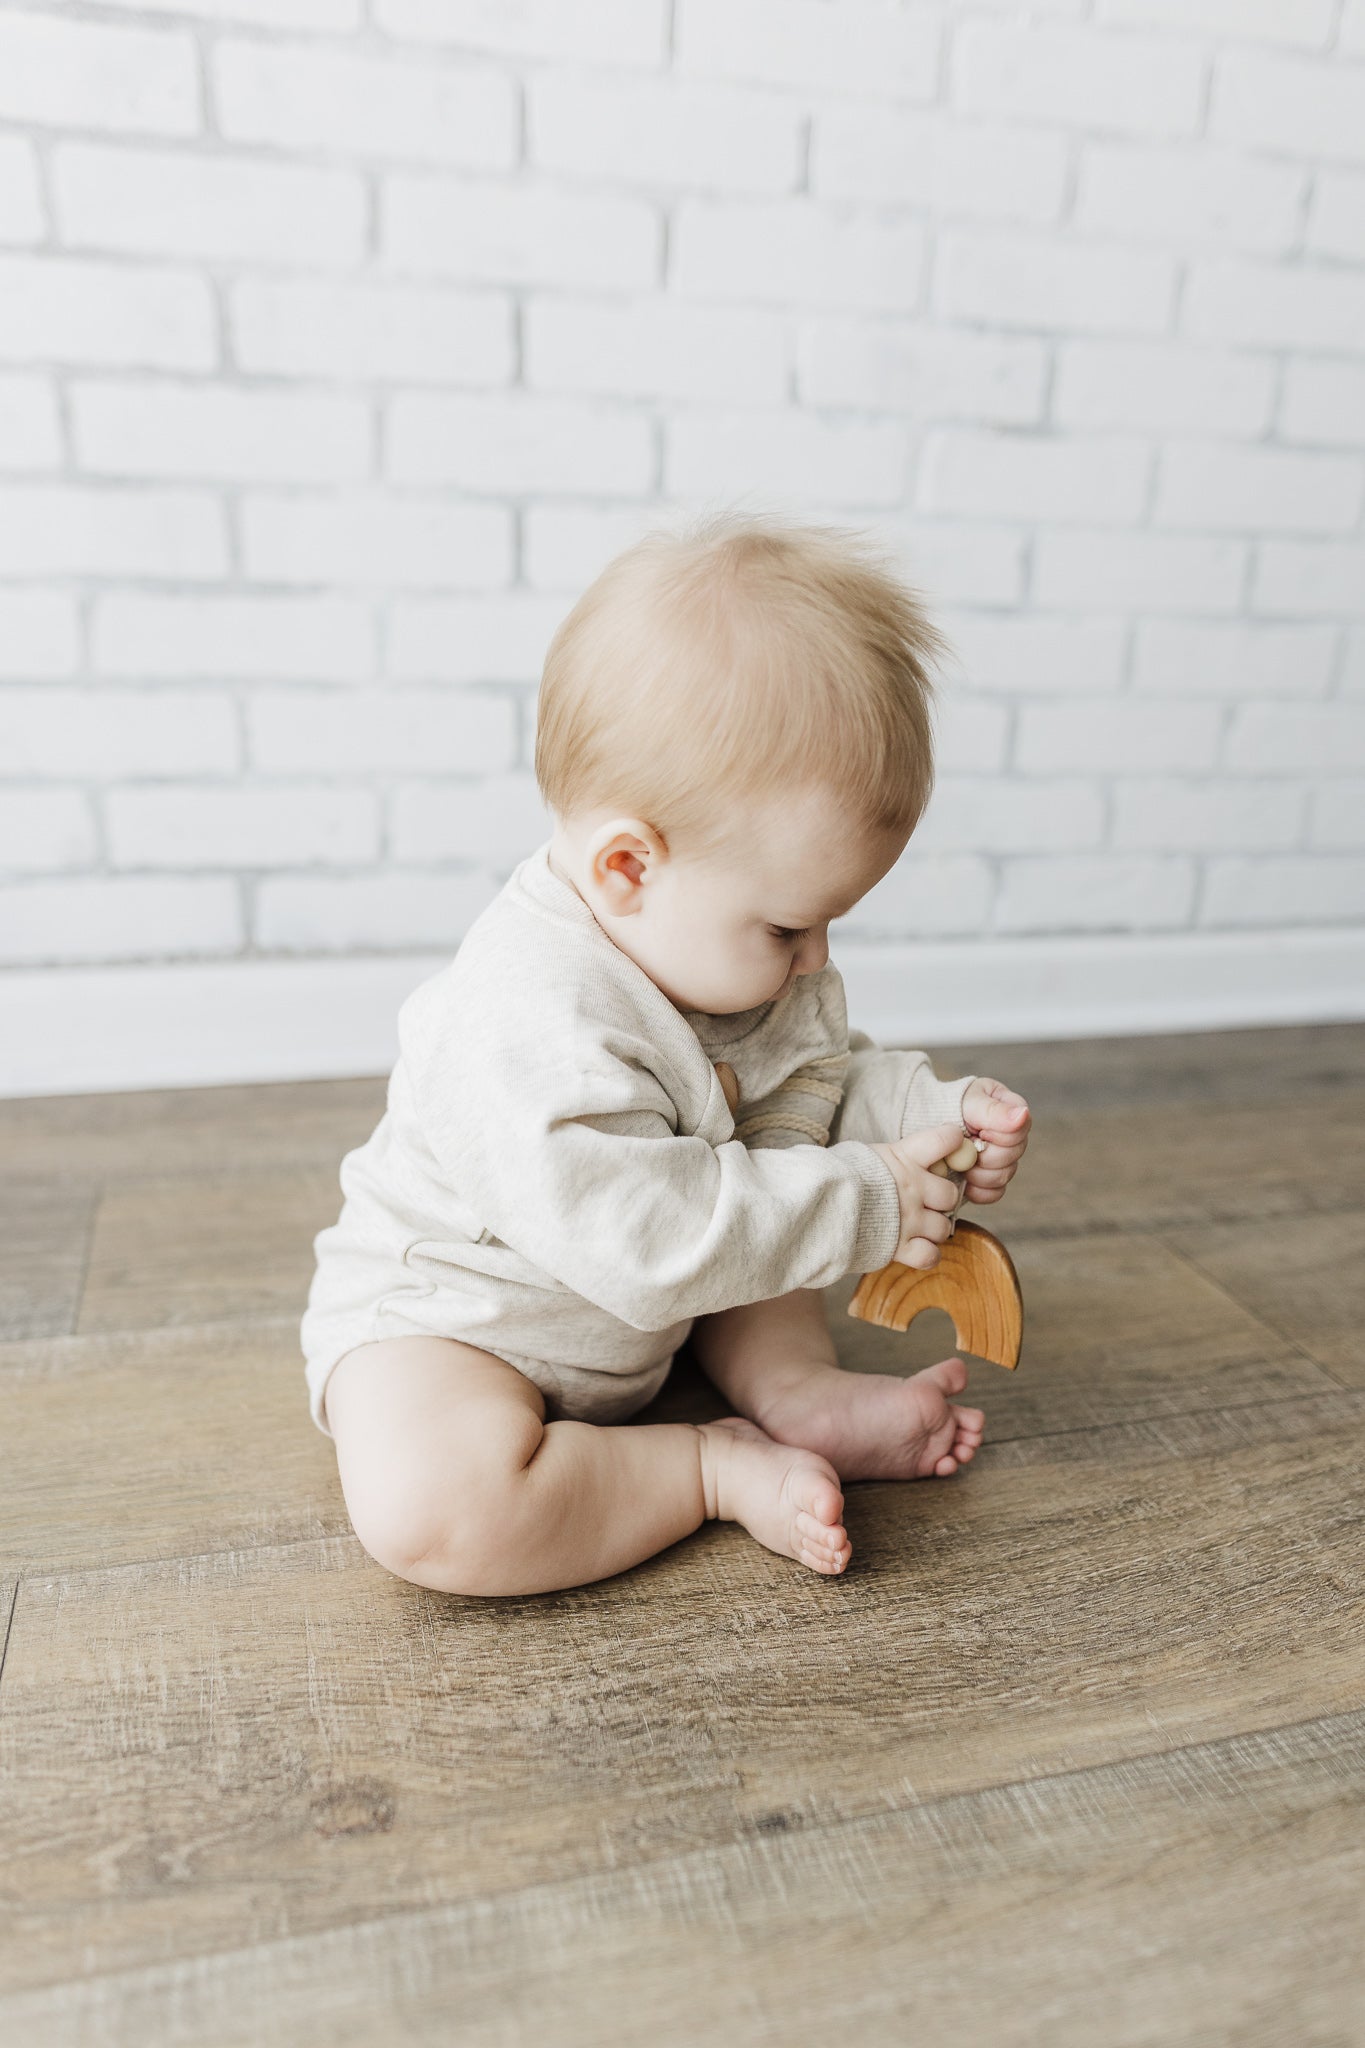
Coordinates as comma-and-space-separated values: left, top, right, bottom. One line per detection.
1, 0, 1362, 1087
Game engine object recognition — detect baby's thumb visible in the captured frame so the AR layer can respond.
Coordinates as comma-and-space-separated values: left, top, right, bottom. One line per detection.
899, 1122, 973, 1171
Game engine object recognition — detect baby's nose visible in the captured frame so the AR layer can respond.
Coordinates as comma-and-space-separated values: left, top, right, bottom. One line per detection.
795, 931, 829, 975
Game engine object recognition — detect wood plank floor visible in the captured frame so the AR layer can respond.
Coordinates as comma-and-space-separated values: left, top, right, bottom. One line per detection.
1, 1024, 1363, 2047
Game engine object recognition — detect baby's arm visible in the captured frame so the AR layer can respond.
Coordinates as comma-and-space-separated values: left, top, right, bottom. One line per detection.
414, 1028, 919, 1331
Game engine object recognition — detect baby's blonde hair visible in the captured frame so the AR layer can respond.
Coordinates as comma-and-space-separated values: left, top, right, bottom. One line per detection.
533, 513, 946, 859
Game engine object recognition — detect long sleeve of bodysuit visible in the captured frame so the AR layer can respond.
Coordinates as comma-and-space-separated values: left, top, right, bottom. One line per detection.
405, 991, 902, 1333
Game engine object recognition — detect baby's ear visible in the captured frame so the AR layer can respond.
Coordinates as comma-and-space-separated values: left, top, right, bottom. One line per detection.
587, 816, 665, 914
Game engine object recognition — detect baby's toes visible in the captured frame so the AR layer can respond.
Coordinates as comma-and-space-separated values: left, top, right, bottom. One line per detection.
796, 1515, 851, 1574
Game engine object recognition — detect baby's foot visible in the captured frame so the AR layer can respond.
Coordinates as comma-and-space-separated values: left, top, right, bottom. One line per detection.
755, 1356, 985, 1484
697, 1416, 851, 1576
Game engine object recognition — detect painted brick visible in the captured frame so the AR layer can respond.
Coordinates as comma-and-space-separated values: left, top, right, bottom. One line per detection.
0, 877, 241, 966
1112, 778, 1304, 852
673, 201, 924, 314
1308, 172, 1365, 264
941, 614, 1127, 695
254, 870, 495, 953
0, 12, 199, 137
1344, 631, 1365, 696
1311, 783, 1365, 849
0, 790, 98, 875
936, 229, 1175, 336
1097, 0, 1334, 46
811, 110, 1067, 225
1034, 531, 1247, 613
1018, 700, 1223, 773
914, 776, 1106, 854
1211, 50, 1365, 163
1154, 443, 1364, 535
387, 394, 653, 497
241, 494, 511, 589
882, 523, 1027, 609
374, 0, 666, 66
231, 279, 513, 386
1075, 143, 1304, 253
388, 595, 569, 683
1226, 705, 1365, 773
1133, 620, 1336, 698
522, 505, 663, 593
93, 594, 376, 683
214, 39, 515, 170
526, 301, 786, 406
1184, 258, 1365, 354
920, 432, 1149, 526
996, 856, 1196, 932
106, 785, 380, 869
55, 144, 366, 268
933, 694, 1011, 775
1254, 544, 1365, 618
529, 76, 799, 195
383, 177, 658, 291
0, 591, 80, 678
83, 0, 360, 26
1054, 341, 1272, 438
667, 411, 910, 508
0, 486, 227, 579
0, 254, 216, 372
1203, 857, 1365, 926
835, 855, 994, 939
798, 322, 1046, 425
0, 375, 63, 470
676, 0, 940, 98
391, 775, 553, 865
953, 21, 1206, 137
0, 689, 238, 778
1281, 360, 1365, 449
71, 382, 372, 484
0, 138, 44, 246
247, 688, 516, 776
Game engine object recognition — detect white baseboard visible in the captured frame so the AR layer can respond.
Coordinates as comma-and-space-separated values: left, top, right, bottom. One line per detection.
2, 926, 1363, 1098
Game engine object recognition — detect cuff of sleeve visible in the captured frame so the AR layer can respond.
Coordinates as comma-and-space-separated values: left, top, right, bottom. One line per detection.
839, 1141, 903, 1274
899, 1071, 975, 1137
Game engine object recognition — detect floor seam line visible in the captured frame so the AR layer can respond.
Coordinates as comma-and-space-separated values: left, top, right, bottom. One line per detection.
2, 1700, 1356, 2001
0, 1579, 19, 1696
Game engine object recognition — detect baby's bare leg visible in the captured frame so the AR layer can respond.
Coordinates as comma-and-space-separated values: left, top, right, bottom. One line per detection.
325, 1333, 850, 1596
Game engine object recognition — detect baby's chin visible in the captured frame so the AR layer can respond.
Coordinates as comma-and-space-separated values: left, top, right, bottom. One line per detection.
673, 973, 794, 1017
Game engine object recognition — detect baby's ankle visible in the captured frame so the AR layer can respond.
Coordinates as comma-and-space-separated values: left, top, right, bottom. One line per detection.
695, 1420, 725, 1521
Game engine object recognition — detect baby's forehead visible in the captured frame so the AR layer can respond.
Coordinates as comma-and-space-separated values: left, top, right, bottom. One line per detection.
699, 803, 889, 921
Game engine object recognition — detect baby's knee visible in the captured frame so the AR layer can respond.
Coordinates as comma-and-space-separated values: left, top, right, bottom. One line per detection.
338, 1413, 544, 1597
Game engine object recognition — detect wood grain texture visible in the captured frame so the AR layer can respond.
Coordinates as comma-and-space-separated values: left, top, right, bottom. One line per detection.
0, 1320, 343, 1573
75, 1166, 344, 1334
1171, 1209, 1365, 1388
849, 1222, 1023, 1370
976, 1092, 1365, 1239
1, 1025, 1363, 2045
0, 1176, 96, 1341
6, 1707, 1363, 2048
3, 1389, 1363, 1997
0, 1076, 385, 1181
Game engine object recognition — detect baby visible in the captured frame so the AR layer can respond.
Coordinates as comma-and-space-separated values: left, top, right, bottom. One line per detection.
301, 518, 1031, 1597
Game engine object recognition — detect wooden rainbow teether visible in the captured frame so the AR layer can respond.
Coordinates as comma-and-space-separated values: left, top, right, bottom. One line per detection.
848, 1136, 1024, 1372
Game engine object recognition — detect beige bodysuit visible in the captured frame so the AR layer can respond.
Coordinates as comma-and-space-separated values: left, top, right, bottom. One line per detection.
300, 841, 974, 1432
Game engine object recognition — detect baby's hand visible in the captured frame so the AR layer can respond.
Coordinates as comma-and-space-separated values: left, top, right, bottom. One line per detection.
868, 1124, 967, 1271
959, 1077, 1031, 1206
